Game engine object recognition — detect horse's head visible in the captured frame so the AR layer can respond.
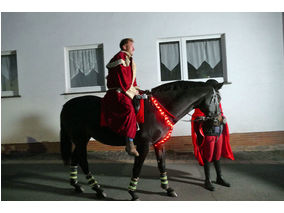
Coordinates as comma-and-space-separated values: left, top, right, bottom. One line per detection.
197, 80, 224, 118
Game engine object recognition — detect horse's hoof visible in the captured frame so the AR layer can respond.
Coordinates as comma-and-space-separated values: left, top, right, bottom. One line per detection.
97, 191, 107, 199
167, 188, 178, 197
128, 190, 140, 201
93, 186, 107, 199
131, 197, 140, 201
71, 181, 84, 193
74, 185, 84, 193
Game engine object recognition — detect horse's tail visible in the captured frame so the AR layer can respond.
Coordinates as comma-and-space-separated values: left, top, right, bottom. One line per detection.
60, 124, 72, 166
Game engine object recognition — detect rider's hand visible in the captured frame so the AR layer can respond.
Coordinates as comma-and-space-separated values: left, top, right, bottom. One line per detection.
135, 89, 139, 96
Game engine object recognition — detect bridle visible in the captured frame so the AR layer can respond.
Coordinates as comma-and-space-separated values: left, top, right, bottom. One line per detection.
140, 88, 221, 146
209, 88, 221, 118
185, 88, 221, 122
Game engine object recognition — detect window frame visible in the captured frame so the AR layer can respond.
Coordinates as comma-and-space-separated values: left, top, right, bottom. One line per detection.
64, 43, 106, 94
157, 34, 229, 83
1, 50, 20, 98
157, 38, 184, 83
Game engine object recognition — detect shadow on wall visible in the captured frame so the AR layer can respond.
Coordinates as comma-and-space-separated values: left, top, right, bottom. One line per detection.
2, 114, 59, 154
22, 114, 59, 153
26, 136, 47, 153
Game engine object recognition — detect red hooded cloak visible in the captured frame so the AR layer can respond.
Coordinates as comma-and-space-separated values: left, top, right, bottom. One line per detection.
191, 104, 234, 166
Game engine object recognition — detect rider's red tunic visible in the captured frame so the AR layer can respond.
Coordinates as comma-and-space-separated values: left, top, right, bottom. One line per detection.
100, 51, 142, 139
191, 104, 234, 166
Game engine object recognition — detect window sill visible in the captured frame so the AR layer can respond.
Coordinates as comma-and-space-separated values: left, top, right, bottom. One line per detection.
1, 95, 21, 99
224, 81, 232, 85
61, 90, 106, 96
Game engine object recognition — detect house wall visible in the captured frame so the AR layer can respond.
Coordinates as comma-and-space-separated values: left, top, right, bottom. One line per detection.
1, 12, 284, 145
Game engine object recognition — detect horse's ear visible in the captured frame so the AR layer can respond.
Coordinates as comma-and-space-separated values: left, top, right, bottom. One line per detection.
215, 82, 224, 91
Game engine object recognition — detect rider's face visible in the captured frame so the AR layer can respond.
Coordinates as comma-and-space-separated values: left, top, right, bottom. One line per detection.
123, 41, 135, 56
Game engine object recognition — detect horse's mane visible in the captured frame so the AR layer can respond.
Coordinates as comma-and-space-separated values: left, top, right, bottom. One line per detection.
151, 80, 206, 94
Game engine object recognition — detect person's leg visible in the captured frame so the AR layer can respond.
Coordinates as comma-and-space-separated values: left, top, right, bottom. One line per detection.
213, 160, 230, 187
213, 135, 230, 187
202, 136, 215, 191
123, 97, 139, 157
204, 160, 215, 191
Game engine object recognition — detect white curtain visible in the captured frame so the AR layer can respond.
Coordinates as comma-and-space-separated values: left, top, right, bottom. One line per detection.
186, 39, 221, 69
160, 42, 180, 71
69, 48, 100, 79
68, 48, 104, 87
1, 54, 18, 91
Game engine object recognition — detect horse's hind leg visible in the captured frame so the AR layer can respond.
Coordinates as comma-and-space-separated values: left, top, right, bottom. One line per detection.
154, 144, 177, 197
73, 140, 107, 198
128, 141, 149, 201
70, 147, 84, 193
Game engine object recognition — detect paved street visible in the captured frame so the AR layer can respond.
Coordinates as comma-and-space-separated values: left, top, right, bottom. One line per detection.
2, 151, 284, 201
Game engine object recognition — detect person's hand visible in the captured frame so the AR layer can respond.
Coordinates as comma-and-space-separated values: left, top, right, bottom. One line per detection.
196, 116, 206, 122
222, 116, 227, 124
135, 89, 139, 96
144, 90, 151, 95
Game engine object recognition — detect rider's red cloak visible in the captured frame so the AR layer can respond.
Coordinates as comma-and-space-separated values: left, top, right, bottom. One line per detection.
100, 51, 143, 139
191, 104, 234, 166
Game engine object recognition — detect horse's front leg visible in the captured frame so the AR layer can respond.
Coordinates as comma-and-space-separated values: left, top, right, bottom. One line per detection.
154, 144, 178, 197
128, 141, 149, 201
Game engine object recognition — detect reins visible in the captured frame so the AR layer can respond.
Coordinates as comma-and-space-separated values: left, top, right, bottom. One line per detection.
182, 113, 220, 122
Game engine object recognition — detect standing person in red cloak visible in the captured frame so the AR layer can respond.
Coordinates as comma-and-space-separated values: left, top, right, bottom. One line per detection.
191, 82, 234, 191
101, 38, 142, 157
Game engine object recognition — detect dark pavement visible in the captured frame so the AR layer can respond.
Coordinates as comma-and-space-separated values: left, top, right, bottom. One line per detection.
1, 150, 284, 201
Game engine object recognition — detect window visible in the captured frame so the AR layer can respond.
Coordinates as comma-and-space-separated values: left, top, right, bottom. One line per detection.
158, 34, 228, 83
64, 44, 106, 93
159, 41, 181, 81
1, 50, 19, 97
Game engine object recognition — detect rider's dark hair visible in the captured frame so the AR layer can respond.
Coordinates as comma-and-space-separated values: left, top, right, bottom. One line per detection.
120, 38, 134, 50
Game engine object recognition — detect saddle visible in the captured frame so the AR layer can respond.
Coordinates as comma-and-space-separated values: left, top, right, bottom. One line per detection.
132, 94, 147, 114
133, 93, 147, 125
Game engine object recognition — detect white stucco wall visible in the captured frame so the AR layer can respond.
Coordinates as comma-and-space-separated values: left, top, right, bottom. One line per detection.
1, 12, 284, 144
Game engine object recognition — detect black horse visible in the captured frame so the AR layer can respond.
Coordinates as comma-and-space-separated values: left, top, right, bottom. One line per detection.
60, 80, 223, 200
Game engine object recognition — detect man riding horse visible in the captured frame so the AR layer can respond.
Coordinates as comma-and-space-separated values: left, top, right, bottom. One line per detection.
101, 38, 144, 157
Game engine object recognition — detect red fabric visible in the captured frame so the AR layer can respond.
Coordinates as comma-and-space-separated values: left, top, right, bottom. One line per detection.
106, 51, 137, 93
100, 51, 140, 139
191, 104, 234, 166
201, 135, 223, 162
136, 99, 144, 124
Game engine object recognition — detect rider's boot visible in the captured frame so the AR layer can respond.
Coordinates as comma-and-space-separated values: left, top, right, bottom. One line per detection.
125, 137, 139, 157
